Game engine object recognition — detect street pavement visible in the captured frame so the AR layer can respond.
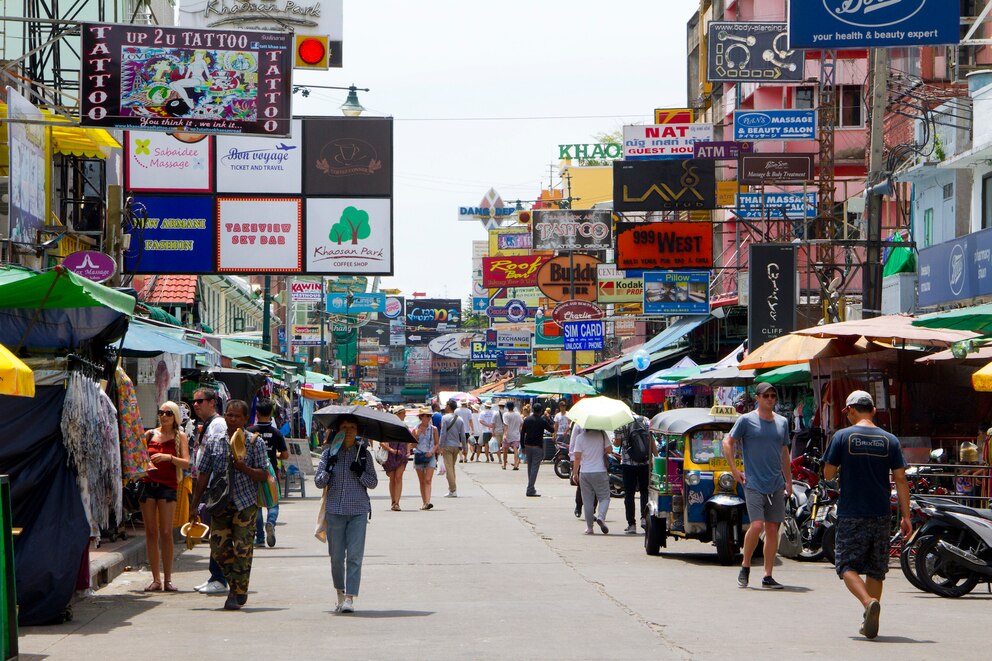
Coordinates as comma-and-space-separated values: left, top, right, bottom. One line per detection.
18, 457, 989, 660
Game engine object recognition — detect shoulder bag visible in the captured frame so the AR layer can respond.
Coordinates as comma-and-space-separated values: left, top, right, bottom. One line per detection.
204, 442, 235, 515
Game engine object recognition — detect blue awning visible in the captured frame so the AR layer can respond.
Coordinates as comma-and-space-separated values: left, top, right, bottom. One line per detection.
592, 315, 713, 383
121, 321, 209, 357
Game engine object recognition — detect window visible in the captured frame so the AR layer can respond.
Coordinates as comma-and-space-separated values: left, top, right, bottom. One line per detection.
923, 208, 934, 248
983, 174, 992, 230
794, 87, 815, 110
943, 183, 954, 200
833, 85, 864, 127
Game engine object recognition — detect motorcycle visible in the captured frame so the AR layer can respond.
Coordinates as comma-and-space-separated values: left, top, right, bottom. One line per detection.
793, 479, 840, 562
553, 439, 571, 480
608, 453, 625, 498
913, 497, 992, 597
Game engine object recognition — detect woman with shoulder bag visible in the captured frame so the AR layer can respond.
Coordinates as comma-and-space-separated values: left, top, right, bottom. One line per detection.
140, 400, 189, 592
412, 408, 439, 510
382, 425, 413, 511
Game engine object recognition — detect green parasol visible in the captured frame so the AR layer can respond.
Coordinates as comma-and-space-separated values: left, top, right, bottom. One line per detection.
519, 377, 598, 396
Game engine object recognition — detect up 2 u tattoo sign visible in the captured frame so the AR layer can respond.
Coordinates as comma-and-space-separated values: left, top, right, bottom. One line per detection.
81, 23, 293, 136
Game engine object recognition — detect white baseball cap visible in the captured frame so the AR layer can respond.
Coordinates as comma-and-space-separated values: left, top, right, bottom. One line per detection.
845, 390, 874, 408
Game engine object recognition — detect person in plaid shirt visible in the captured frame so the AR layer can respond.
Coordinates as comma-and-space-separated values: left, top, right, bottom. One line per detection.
190, 399, 269, 611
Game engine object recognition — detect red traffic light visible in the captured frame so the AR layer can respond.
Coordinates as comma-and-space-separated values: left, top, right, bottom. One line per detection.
295, 36, 329, 68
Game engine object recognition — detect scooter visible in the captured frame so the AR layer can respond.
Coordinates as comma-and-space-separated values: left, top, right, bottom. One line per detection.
794, 479, 840, 562
913, 497, 992, 597
608, 453, 625, 498
553, 440, 572, 479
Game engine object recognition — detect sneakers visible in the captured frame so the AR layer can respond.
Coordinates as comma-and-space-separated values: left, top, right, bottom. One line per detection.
595, 517, 609, 534
340, 596, 355, 613
583, 528, 594, 535
761, 576, 784, 590
194, 580, 209, 592
526, 492, 541, 497
444, 491, 458, 498
737, 567, 750, 588
265, 522, 276, 547
574, 506, 582, 519
861, 599, 881, 639
334, 589, 345, 613
201, 580, 228, 595
624, 524, 638, 535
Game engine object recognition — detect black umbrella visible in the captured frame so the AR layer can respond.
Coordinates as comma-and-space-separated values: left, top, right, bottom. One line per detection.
312, 405, 416, 444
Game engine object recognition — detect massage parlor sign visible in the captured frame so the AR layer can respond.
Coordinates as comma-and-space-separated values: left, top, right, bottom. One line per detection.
80, 23, 293, 136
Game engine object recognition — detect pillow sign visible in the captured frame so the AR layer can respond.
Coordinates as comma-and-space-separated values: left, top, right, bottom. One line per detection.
563, 320, 604, 351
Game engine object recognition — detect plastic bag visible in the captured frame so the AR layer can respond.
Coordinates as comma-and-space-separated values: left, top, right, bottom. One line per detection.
438, 456, 446, 476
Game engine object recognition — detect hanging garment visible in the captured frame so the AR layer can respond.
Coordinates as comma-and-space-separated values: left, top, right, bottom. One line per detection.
115, 367, 148, 479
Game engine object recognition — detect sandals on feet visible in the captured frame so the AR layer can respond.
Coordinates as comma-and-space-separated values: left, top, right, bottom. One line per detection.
144, 581, 162, 592
163, 582, 179, 592
391, 504, 400, 511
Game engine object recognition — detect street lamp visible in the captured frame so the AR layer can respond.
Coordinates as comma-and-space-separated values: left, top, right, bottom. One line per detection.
292, 84, 369, 117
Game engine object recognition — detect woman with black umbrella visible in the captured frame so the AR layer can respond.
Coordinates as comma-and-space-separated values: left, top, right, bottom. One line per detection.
314, 415, 378, 614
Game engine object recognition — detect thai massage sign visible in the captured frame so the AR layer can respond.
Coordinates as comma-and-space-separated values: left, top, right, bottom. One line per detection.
217, 197, 302, 272
482, 255, 549, 289
531, 210, 612, 251
80, 23, 293, 136
616, 222, 713, 270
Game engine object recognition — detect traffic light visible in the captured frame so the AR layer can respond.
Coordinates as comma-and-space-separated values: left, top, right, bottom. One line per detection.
295, 35, 329, 69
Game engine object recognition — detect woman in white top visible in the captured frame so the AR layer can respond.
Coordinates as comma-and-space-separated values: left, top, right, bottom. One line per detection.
571, 423, 613, 535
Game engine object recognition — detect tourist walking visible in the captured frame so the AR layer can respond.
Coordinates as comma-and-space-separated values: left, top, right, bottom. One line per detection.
139, 400, 189, 592
382, 433, 412, 511
501, 401, 524, 470
521, 403, 554, 497
314, 415, 378, 614
247, 398, 287, 548
823, 390, 911, 639
456, 401, 475, 462
412, 408, 439, 510
615, 414, 655, 534
440, 400, 466, 497
572, 422, 613, 534
189, 388, 230, 596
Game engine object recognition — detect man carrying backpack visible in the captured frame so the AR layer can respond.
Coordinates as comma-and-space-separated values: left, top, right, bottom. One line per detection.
615, 413, 655, 534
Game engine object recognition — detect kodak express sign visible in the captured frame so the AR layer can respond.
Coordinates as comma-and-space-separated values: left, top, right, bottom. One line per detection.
483, 255, 549, 288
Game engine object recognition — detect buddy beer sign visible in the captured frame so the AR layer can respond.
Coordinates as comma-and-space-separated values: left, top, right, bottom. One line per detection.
482, 255, 548, 289
80, 23, 293, 136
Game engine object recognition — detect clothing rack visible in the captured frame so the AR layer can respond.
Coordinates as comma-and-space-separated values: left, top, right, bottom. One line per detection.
66, 353, 106, 379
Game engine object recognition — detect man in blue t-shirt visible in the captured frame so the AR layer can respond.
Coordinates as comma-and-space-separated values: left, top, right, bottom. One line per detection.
723, 382, 792, 590
824, 390, 910, 640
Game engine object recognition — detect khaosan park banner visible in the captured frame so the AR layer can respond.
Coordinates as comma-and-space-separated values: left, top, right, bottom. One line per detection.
80, 22, 293, 136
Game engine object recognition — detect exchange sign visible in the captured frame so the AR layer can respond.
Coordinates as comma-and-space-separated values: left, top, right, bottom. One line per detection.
616, 222, 713, 270
531, 210, 612, 251
707, 22, 803, 83
563, 321, 604, 352
485, 329, 533, 350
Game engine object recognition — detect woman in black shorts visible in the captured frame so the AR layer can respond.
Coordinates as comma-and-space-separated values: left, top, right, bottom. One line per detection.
140, 400, 189, 592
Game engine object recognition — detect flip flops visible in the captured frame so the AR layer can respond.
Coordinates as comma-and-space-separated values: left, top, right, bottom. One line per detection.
163, 582, 179, 592
144, 581, 161, 592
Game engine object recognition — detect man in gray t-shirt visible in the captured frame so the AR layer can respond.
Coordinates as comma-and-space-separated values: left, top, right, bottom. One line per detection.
439, 400, 466, 497
722, 382, 792, 590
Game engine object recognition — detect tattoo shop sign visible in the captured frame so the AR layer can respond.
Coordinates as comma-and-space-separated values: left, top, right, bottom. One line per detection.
531, 210, 612, 251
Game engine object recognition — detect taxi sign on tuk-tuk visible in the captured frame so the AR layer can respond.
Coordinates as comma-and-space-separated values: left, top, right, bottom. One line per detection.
708, 405, 738, 420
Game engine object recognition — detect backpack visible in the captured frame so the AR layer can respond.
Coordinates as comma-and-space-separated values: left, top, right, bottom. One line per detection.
626, 417, 652, 463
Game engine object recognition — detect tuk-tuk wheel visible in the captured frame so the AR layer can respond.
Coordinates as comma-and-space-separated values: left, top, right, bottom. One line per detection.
645, 517, 665, 556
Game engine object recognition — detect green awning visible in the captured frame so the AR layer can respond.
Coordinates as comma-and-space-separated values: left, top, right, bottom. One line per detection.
306, 370, 336, 386
758, 362, 811, 385
200, 323, 214, 333
143, 305, 183, 325
0, 265, 134, 316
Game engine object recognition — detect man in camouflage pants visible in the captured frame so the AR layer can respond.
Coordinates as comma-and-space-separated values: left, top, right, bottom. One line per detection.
190, 399, 269, 611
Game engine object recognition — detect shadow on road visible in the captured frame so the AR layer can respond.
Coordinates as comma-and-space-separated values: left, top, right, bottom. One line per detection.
327, 609, 435, 619
20, 594, 158, 638
850, 635, 937, 644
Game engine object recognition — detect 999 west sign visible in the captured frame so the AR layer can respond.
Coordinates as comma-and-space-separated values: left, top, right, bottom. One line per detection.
615, 222, 713, 270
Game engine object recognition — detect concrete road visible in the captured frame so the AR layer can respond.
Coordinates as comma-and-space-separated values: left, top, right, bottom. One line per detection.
19, 459, 986, 660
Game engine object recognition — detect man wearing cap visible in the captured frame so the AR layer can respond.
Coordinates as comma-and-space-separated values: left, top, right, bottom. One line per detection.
723, 382, 792, 590
823, 390, 910, 640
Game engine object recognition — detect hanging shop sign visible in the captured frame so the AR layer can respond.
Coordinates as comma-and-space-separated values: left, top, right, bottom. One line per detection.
693, 140, 753, 160
125, 131, 213, 192
458, 188, 516, 230
918, 227, 992, 307
217, 197, 302, 272
531, 210, 612, 251
644, 271, 710, 315
597, 274, 645, 304
485, 329, 533, 351
623, 123, 714, 161
787, 0, 960, 49
615, 318, 637, 337
748, 244, 797, 346
383, 296, 404, 319
302, 117, 393, 196
471, 341, 502, 362
616, 222, 713, 270
733, 110, 817, 141
497, 351, 531, 369
406, 298, 462, 330
305, 197, 393, 275
706, 22, 803, 83
291, 279, 323, 302
563, 320, 604, 351
216, 118, 303, 193
291, 324, 322, 347
389, 319, 406, 346
489, 227, 533, 256
558, 143, 622, 160
473, 297, 489, 312
80, 23, 293, 136
124, 195, 215, 273
486, 299, 539, 321
613, 160, 717, 212
738, 154, 815, 184
736, 192, 817, 219
552, 300, 605, 324
717, 181, 748, 207
406, 347, 432, 380
326, 292, 386, 314
5, 88, 48, 245
429, 332, 483, 359
654, 108, 694, 124
536, 254, 603, 303
62, 250, 117, 283
482, 254, 549, 289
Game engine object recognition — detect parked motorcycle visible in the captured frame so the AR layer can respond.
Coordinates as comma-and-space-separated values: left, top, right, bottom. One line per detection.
913, 497, 992, 597
794, 479, 840, 562
553, 440, 571, 480
608, 453, 625, 498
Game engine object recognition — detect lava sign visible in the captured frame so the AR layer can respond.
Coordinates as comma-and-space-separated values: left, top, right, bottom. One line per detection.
563, 321, 604, 351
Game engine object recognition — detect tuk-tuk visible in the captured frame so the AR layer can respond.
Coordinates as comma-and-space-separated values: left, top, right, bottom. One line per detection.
645, 405, 748, 565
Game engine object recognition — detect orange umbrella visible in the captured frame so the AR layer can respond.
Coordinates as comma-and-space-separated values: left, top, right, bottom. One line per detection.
792, 314, 977, 347
739, 335, 874, 370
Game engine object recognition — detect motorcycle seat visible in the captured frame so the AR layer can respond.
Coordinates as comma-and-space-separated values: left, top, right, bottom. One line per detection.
925, 500, 992, 521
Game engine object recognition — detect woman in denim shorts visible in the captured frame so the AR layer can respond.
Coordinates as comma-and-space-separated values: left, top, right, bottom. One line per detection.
412, 409, 439, 510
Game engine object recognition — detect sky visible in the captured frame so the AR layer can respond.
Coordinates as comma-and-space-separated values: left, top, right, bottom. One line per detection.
293, 0, 699, 301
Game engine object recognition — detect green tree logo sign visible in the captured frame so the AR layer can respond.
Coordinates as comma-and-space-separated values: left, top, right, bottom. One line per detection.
328, 206, 372, 245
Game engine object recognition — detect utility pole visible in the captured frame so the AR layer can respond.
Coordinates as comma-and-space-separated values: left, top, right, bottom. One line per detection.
261, 275, 272, 351
864, 48, 889, 320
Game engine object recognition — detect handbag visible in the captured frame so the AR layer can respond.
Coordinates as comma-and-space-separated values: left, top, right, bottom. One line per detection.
373, 443, 390, 466
257, 462, 280, 508
413, 451, 430, 466
204, 460, 233, 515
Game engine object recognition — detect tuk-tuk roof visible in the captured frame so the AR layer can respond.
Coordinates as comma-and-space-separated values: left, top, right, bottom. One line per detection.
649, 407, 738, 436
